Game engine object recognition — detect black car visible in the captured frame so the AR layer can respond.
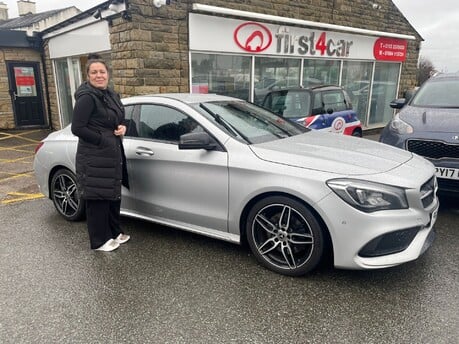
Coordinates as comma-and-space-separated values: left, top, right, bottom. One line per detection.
261, 85, 362, 136
379, 72, 459, 196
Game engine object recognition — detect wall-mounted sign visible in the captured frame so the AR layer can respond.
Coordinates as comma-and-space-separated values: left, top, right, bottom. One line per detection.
190, 13, 407, 62
373, 37, 407, 61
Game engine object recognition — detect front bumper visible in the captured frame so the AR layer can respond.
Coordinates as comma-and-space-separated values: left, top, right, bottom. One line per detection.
317, 191, 439, 270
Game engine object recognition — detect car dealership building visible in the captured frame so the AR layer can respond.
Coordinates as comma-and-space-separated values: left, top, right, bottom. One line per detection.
1, 0, 422, 131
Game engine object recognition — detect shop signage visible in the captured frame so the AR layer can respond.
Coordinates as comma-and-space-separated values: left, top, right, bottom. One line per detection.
373, 37, 407, 61
190, 13, 407, 62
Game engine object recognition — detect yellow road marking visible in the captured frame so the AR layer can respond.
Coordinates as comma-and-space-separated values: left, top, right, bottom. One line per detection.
0, 143, 38, 151
1, 192, 45, 205
0, 172, 33, 183
0, 130, 42, 144
0, 155, 34, 163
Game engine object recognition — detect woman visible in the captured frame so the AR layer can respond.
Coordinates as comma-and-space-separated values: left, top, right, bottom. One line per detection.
71, 54, 130, 252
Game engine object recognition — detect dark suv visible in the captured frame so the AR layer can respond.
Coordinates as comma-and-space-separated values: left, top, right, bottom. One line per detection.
261, 85, 362, 136
380, 72, 459, 196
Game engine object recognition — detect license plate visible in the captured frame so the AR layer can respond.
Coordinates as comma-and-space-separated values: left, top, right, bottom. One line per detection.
435, 167, 459, 180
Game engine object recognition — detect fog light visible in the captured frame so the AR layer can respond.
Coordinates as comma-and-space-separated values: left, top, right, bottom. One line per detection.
359, 227, 420, 257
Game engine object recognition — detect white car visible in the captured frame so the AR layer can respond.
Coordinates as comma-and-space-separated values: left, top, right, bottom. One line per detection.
34, 93, 439, 276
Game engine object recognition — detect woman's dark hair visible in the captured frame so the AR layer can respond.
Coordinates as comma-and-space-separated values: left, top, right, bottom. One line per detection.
85, 53, 109, 74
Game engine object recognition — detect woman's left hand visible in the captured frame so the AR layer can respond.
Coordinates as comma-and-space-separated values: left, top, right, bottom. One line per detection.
114, 125, 126, 136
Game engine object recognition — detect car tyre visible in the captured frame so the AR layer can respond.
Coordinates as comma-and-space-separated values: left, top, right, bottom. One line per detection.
50, 169, 85, 221
352, 129, 362, 137
246, 196, 324, 276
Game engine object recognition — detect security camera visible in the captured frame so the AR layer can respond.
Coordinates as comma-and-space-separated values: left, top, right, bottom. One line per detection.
93, 8, 102, 19
153, 0, 171, 8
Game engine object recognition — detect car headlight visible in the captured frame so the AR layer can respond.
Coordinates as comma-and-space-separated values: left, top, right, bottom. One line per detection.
327, 179, 408, 212
389, 114, 413, 134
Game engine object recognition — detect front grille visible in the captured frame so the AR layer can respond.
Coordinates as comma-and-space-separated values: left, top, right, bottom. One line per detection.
407, 139, 459, 160
420, 176, 437, 208
437, 178, 459, 194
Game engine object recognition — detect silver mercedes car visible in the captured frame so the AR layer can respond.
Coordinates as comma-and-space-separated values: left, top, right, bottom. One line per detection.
34, 93, 439, 276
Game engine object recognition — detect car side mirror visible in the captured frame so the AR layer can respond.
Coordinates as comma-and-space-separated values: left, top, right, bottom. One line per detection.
389, 98, 407, 109
326, 108, 334, 114
179, 132, 216, 150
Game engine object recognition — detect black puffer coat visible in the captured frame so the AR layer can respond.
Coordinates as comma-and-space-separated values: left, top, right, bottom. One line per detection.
71, 82, 129, 200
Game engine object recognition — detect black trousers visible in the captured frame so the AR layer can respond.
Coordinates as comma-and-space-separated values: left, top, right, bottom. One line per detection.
85, 199, 122, 249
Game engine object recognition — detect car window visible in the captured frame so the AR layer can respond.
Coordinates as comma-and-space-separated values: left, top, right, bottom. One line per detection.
138, 104, 204, 143
124, 105, 138, 137
411, 79, 459, 108
312, 92, 323, 114
322, 90, 347, 112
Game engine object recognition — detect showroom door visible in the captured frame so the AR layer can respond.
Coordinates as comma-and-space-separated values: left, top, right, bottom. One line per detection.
7, 61, 45, 127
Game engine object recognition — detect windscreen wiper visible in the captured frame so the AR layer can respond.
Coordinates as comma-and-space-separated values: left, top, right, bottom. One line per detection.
199, 103, 251, 143
226, 103, 291, 138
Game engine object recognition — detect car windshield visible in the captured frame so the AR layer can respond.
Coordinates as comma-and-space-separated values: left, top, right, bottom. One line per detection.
193, 100, 307, 144
411, 79, 459, 108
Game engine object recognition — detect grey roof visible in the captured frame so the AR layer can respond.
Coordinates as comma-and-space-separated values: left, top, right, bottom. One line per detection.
0, 7, 74, 29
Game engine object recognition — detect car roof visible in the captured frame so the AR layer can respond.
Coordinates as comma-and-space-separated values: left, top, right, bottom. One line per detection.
122, 93, 239, 104
428, 72, 459, 82
267, 85, 343, 93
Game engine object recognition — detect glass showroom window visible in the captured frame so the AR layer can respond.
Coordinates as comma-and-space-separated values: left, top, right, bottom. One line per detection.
191, 53, 251, 101
341, 61, 373, 125
303, 59, 340, 87
254, 57, 301, 104
55, 57, 81, 127
368, 62, 400, 126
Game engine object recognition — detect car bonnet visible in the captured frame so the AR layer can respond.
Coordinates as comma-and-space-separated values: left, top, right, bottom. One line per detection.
249, 131, 414, 175
400, 106, 459, 133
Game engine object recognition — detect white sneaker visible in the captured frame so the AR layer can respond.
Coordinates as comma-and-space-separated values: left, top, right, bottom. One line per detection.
95, 239, 120, 252
115, 233, 130, 244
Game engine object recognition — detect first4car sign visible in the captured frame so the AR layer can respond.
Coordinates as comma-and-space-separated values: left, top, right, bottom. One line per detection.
189, 13, 407, 62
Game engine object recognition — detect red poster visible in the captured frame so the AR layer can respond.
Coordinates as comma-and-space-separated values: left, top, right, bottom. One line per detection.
373, 38, 407, 62
14, 67, 36, 86
16, 76, 36, 86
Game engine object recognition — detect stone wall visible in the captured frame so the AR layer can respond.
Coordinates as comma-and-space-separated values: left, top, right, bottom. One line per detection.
0, 48, 48, 129
109, 0, 190, 97
110, 0, 421, 98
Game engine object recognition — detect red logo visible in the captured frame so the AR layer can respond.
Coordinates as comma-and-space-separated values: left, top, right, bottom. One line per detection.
234, 22, 272, 53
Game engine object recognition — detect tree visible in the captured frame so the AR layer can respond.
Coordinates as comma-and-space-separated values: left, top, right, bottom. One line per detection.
417, 56, 436, 85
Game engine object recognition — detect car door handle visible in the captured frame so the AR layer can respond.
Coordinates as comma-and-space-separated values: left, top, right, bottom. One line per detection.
135, 147, 154, 156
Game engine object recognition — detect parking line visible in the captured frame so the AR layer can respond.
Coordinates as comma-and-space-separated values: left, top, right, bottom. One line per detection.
0, 155, 34, 163
0, 130, 42, 144
0, 172, 34, 183
1, 192, 45, 205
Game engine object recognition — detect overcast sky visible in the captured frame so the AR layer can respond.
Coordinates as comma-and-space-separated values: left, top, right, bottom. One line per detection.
3, 0, 458, 72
